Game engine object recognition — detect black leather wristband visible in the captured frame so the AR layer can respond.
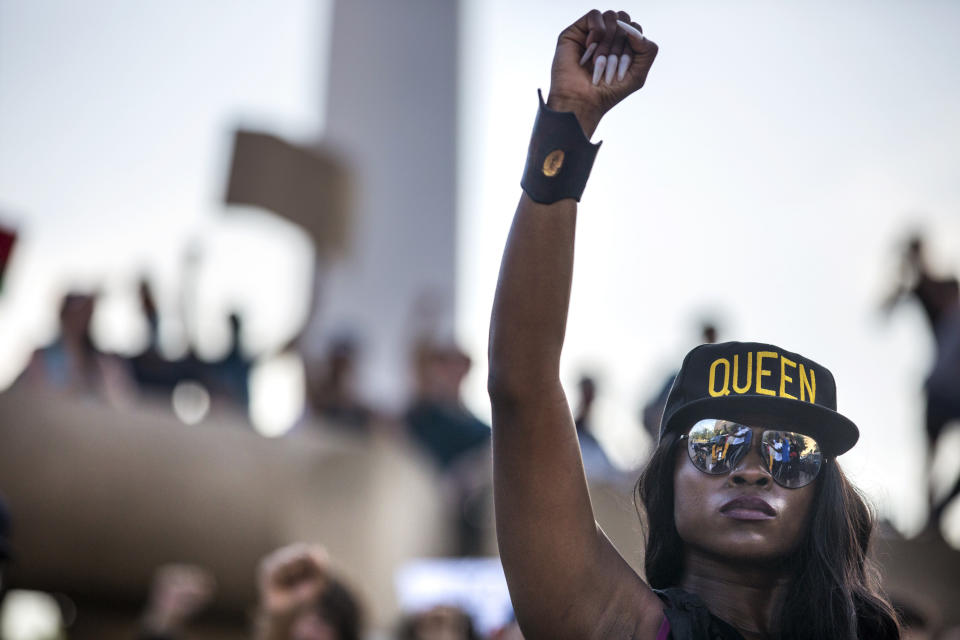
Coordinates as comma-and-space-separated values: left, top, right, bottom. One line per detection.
520, 90, 601, 204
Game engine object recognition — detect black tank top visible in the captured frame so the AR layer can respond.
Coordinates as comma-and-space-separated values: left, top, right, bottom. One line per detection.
655, 587, 748, 640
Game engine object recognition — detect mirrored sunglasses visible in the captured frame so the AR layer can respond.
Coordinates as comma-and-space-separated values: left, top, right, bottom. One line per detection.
681, 418, 823, 489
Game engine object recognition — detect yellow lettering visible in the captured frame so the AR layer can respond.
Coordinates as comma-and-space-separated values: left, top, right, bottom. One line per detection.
732, 353, 752, 394
799, 365, 816, 403
755, 351, 777, 396
708, 358, 731, 397
780, 357, 797, 399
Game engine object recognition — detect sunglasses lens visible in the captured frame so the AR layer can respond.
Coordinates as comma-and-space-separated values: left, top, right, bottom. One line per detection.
760, 431, 822, 488
687, 419, 753, 474
686, 421, 824, 489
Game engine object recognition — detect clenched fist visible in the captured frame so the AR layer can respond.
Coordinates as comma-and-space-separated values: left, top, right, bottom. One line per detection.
257, 543, 329, 628
547, 9, 658, 137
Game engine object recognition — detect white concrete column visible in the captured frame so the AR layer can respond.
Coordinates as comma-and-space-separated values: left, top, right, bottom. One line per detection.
312, 0, 460, 408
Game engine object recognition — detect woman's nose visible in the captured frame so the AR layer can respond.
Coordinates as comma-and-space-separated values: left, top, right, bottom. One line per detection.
728, 443, 772, 487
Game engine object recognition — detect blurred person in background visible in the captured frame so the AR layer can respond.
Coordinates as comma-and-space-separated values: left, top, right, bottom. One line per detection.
573, 374, 617, 478
881, 232, 960, 529
396, 605, 480, 640
641, 321, 719, 443
304, 335, 373, 432
405, 338, 491, 555
129, 278, 184, 396
17, 291, 135, 406
487, 10, 900, 639
138, 564, 216, 640
405, 338, 489, 470
255, 543, 363, 640
205, 312, 252, 411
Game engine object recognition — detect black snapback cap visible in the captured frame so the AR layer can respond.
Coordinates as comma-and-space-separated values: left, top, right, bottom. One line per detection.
660, 341, 859, 457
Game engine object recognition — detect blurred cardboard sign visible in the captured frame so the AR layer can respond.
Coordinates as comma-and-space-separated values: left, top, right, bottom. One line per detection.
225, 130, 352, 257
0, 225, 16, 292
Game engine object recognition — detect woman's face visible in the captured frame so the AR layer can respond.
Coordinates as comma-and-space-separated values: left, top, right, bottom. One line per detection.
673, 426, 817, 562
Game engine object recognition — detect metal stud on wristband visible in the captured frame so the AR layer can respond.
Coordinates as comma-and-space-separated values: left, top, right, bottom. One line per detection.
520, 90, 602, 204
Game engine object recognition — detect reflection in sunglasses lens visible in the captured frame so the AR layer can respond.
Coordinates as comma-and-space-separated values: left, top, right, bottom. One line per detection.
687, 419, 752, 474
686, 420, 823, 488
761, 431, 822, 488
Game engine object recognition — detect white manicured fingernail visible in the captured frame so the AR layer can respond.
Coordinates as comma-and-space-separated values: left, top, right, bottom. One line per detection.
616, 19, 645, 41
579, 42, 598, 66
617, 53, 631, 81
605, 54, 617, 84
592, 56, 606, 85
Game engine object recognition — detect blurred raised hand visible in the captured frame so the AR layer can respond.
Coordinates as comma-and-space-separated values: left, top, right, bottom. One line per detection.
141, 564, 216, 637
255, 543, 330, 639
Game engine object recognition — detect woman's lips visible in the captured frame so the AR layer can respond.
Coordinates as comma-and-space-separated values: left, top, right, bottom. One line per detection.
720, 496, 777, 521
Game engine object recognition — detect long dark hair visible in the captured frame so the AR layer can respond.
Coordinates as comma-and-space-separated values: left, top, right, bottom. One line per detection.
635, 432, 901, 639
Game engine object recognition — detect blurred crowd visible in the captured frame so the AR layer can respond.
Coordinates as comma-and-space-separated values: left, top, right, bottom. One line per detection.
11, 229, 959, 540
0, 226, 958, 639
128, 542, 517, 640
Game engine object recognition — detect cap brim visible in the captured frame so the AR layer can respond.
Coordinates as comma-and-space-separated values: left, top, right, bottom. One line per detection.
663, 395, 859, 457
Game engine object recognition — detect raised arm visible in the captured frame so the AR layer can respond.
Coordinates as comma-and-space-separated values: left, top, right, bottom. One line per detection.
488, 10, 663, 639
